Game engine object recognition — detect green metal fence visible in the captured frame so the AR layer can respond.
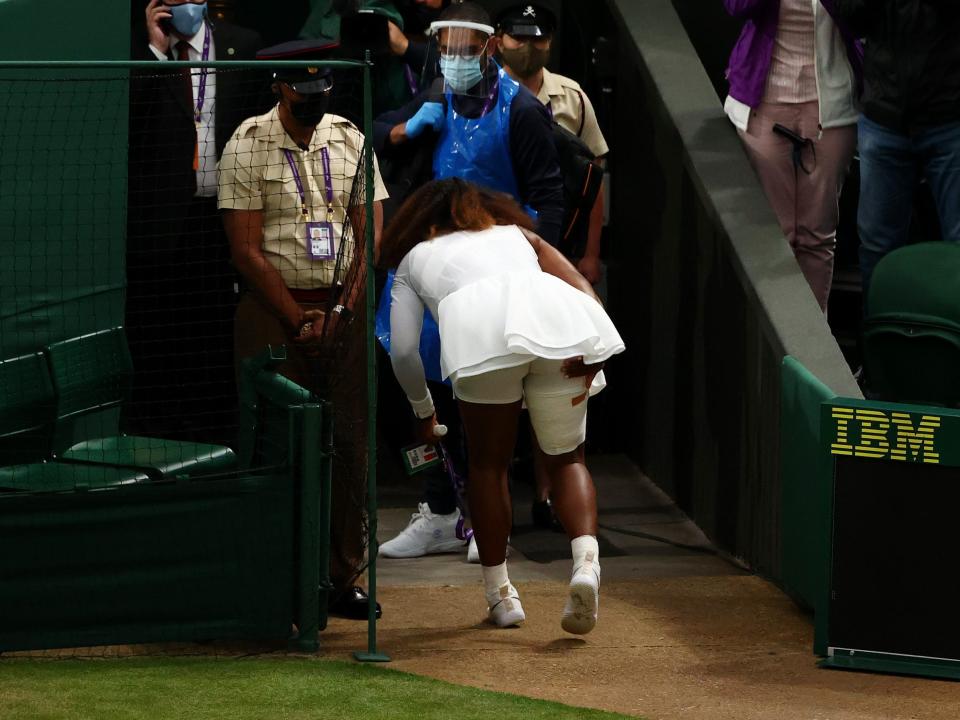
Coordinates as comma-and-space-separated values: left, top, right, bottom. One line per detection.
0, 58, 384, 658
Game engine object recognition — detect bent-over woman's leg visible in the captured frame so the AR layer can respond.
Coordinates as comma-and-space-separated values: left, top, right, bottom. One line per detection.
524, 359, 598, 537
525, 358, 602, 634
536, 442, 597, 539
454, 363, 529, 627
457, 397, 523, 567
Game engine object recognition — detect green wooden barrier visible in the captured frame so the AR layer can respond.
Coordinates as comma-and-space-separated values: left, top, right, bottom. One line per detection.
0, 473, 295, 651
0, 350, 330, 653
780, 357, 836, 615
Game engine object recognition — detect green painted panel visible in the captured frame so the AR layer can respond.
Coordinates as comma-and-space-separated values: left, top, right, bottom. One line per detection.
0, 474, 294, 651
780, 356, 835, 628
0, 1, 130, 358
0, 0, 130, 61
820, 650, 960, 681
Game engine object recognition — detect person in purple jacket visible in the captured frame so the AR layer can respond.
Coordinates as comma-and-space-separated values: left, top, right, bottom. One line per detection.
723, 0, 863, 312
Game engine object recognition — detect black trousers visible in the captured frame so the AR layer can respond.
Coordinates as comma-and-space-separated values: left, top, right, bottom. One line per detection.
235, 292, 369, 591
421, 381, 465, 516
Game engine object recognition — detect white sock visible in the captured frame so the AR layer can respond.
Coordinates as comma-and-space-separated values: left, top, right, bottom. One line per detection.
571, 535, 600, 573
481, 561, 510, 597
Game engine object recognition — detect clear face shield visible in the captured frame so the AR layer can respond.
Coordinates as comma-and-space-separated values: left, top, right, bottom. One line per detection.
428, 20, 496, 98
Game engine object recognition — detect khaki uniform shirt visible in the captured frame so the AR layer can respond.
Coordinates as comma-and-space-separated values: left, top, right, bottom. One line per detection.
536, 68, 609, 158
218, 106, 389, 289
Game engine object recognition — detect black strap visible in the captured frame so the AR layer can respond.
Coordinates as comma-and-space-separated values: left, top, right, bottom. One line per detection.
575, 89, 586, 137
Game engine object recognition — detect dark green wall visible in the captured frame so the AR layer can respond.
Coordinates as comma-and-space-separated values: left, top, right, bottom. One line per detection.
0, 1, 131, 358
601, 0, 860, 577
1, 0, 129, 60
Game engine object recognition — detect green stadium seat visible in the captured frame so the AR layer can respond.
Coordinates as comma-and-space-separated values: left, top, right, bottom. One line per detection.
864, 242, 960, 407
0, 352, 149, 491
62, 436, 236, 477
237, 345, 315, 470
0, 352, 57, 466
0, 461, 150, 493
45, 328, 237, 479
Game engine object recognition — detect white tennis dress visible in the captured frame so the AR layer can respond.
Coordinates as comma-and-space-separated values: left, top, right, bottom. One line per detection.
389, 224, 625, 416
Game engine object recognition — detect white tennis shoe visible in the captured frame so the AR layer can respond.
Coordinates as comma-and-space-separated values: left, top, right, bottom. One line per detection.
379, 503, 466, 558
486, 583, 525, 627
561, 553, 600, 635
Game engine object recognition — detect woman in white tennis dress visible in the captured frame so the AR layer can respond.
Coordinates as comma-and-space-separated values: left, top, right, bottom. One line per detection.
382, 178, 625, 633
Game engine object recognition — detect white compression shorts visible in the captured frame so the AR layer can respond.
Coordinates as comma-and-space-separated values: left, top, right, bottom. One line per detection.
452, 358, 590, 455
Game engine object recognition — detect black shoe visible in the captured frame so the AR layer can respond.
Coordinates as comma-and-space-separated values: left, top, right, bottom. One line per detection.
531, 499, 564, 533
329, 586, 382, 621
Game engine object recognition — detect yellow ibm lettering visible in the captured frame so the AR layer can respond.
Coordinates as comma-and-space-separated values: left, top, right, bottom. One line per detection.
830, 408, 941, 464
830, 407, 854, 456
890, 412, 941, 464
854, 409, 890, 458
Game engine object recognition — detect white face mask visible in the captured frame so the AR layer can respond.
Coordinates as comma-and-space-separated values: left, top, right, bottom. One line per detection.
439, 53, 485, 94
166, 2, 207, 36
430, 20, 495, 95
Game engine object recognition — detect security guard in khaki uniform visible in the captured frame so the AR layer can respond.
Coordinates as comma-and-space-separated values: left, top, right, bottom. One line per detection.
218, 40, 389, 620
496, 4, 609, 285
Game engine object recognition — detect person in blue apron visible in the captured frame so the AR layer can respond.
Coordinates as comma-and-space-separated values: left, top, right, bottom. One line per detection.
375, 2, 563, 241
374, 1, 564, 560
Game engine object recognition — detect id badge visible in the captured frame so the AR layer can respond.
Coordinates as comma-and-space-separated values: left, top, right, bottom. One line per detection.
306, 221, 335, 261
401, 443, 441, 475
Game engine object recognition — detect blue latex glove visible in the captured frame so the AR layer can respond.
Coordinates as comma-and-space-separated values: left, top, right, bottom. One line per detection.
405, 102, 445, 139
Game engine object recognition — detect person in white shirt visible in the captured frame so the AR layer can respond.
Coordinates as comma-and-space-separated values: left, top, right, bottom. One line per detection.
126, 0, 266, 442
382, 177, 625, 634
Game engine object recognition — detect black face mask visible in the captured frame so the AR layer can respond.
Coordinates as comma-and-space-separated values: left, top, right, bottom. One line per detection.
500, 44, 551, 79
290, 93, 330, 127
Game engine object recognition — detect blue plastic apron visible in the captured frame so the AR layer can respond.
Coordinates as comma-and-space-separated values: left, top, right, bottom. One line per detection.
375, 273, 444, 381
433, 61, 520, 198
376, 63, 523, 383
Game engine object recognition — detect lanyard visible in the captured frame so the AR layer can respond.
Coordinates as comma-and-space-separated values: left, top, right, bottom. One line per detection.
282, 146, 334, 221
194, 24, 211, 125
481, 76, 499, 115
403, 63, 419, 98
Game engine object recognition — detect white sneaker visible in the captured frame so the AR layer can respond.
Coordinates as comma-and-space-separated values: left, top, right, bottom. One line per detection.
561, 554, 600, 635
486, 583, 525, 627
379, 503, 466, 558
467, 534, 510, 564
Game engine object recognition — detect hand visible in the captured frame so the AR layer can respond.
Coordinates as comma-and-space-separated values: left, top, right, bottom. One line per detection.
562, 356, 604, 388
415, 413, 442, 446
404, 102, 445, 139
291, 309, 327, 357
577, 255, 604, 285
387, 21, 410, 57
146, 0, 173, 55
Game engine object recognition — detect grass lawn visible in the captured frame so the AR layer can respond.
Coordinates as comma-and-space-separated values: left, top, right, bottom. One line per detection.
0, 657, 636, 720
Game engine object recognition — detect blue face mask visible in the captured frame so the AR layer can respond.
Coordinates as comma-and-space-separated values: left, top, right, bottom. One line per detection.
440, 54, 484, 94
167, 2, 207, 36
